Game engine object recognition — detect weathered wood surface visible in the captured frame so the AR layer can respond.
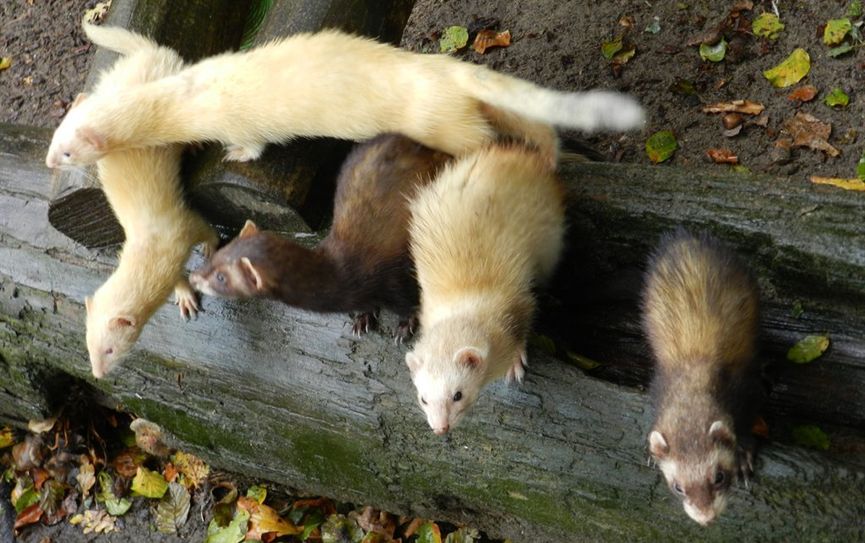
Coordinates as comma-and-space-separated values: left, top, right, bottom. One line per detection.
47, 0, 417, 247
2, 125, 864, 542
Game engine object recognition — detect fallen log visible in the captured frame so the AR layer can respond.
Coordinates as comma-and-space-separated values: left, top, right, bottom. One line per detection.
1, 124, 863, 543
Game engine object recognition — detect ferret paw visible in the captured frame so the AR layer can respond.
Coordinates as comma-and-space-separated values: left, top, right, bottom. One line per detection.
174, 284, 201, 321
506, 350, 528, 384
223, 143, 264, 162
737, 446, 755, 487
202, 234, 220, 259
350, 311, 378, 337
394, 315, 419, 345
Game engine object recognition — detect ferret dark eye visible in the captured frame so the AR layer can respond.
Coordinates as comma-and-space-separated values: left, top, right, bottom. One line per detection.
452, 391, 462, 402
714, 471, 726, 485
63, 152, 71, 158
216, 272, 226, 283
673, 482, 684, 496
105, 348, 114, 355
420, 397, 427, 405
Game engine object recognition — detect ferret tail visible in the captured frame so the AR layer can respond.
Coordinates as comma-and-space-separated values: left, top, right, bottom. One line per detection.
460, 64, 646, 133
83, 22, 159, 56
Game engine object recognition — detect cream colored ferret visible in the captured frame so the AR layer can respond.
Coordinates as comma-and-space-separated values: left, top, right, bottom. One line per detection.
79, 23, 218, 378
405, 143, 565, 435
45, 28, 645, 168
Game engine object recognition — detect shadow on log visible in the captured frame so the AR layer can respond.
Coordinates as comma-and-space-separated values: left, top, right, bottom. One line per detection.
1, 125, 863, 542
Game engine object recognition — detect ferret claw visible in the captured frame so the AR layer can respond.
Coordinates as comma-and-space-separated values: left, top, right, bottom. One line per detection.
350, 312, 378, 337
506, 350, 528, 383
394, 316, 418, 345
174, 284, 201, 321
223, 143, 264, 162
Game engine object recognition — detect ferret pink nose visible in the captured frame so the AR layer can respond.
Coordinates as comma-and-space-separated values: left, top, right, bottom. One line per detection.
46, 154, 56, 168
433, 425, 449, 435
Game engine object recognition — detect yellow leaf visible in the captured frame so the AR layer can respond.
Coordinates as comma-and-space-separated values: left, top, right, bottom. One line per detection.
131, 466, 169, 498
810, 176, 865, 192
0, 58, 12, 71
171, 451, 210, 489
237, 496, 301, 539
763, 48, 810, 88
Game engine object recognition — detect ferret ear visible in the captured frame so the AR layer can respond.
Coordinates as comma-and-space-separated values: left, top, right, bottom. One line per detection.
239, 257, 264, 291
108, 316, 135, 330
71, 92, 89, 108
76, 126, 106, 151
238, 220, 259, 239
84, 296, 93, 313
709, 420, 735, 447
405, 351, 423, 375
453, 347, 485, 371
649, 430, 669, 458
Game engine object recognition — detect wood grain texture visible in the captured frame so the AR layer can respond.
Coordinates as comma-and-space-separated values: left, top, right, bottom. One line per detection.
2, 125, 863, 543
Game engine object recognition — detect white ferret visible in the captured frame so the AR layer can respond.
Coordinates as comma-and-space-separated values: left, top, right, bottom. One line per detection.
405, 144, 565, 435
45, 28, 645, 168
79, 23, 218, 378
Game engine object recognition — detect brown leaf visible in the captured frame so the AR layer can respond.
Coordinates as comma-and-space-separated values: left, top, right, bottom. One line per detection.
787, 85, 818, 102
13, 436, 44, 471
702, 99, 765, 115
163, 462, 179, 484
113, 448, 147, 479
130, 418, 170, 457
403, 518, 425, 538
472, 29, 511, 54
291, 497, 336, 515
352, 506, 397, 538
15, 503, 43, 529
707, 148, 739, 164
782, 112, 840, 157
32, 468, 50, 491
751, 416, 769, 439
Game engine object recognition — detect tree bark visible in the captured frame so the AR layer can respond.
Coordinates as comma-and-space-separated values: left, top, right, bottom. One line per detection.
1, 125, 863, 543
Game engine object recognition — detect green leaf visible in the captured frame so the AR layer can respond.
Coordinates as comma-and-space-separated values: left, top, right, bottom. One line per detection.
445, 528, 481, 543
14, 487, 39, 514
824, 87, 850, 107
699, 38, 727, 62
787, 335, 830, 364
792, 425, 831, 450
824, 18, 853, 45
601, 37, 624, 60
565, 351, 602, 370
246, 484, 267, 504
97, 471, 132, 516
38, 479, 66, 516
156, 482, 191, 534
645, 17, 661, 34
439, 26, 469, 54
0, 427, 13, 449
828, 42, 855, 57
791, 300, 805, 318
320, 514, 363, 543
763, 48, 811, 88
300, 509, 325, 541
131, 466, 168, 499
857, 153, 865, 180
646, 130, 678, 163
416, 522, 443, 543
752, 13, 785, 40
529, 334, 556, 355
848, 0, 863, 18
206, 508, 250, 543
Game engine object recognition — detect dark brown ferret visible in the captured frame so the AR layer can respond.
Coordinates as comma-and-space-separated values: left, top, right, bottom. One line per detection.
190, 134, 450, 337
642, 230, 761, 526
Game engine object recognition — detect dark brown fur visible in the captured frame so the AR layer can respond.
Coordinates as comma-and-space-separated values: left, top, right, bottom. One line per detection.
190, 134, 450, 330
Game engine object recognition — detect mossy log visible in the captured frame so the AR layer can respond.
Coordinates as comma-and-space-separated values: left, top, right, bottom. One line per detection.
2, 125, 864, 543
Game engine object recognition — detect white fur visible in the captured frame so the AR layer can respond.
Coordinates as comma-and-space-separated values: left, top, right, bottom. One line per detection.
80, 25, 218, 377
405, 145, 565, 433
46, 29, 645, 168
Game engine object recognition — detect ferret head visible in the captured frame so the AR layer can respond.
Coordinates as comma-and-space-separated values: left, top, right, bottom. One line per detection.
405, 320, 492, 435
649, 420, 738, 526
85, 294, 143, 379
45, 93, 108, 168
190, 220, 267, 298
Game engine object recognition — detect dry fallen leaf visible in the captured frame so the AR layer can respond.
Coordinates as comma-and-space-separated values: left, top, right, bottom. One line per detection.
782, 112, 840, 157
237, 496, 301, 540
472, 29, 511, 54
810, 176, 865, 191
751, 416, 770, 439
788, 85, 818, 102
702, 99, 765, 115
707, 148, 739, 164
77, 457, 96, 498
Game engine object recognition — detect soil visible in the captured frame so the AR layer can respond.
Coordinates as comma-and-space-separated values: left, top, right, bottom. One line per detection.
1, 0, 100, 128
402, 0, 865, 180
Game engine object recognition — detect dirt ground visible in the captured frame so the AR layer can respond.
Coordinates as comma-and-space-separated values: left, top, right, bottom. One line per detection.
1, 0, 100, 128
402, 0, 865, 179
